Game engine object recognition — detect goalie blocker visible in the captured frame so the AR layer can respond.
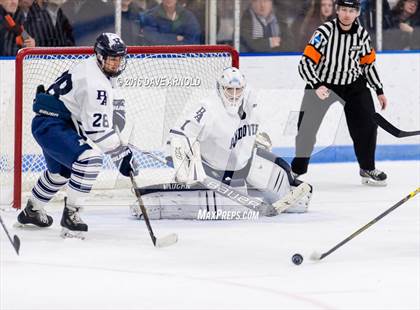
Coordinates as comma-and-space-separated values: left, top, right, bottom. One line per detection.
130, 148, 313, 220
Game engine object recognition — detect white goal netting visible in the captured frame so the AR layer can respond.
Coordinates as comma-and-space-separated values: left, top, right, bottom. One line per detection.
1, 46, 238, 208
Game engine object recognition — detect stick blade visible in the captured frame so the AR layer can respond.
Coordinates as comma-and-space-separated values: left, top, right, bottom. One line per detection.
155, 233, 178, 248
310, 251, 322, 261
374, 113, 420, 138
13, 235, 20, 255
373, 113, 401, 137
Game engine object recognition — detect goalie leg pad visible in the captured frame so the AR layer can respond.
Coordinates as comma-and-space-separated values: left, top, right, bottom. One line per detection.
246, 148, 291, 198
133, 186, 261, 220
170, 134, 206, 185
282, 184, 313, 213
273, 182, 313, 213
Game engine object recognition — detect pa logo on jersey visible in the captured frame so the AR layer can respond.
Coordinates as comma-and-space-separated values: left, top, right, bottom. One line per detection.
97, 90, 107, 105
194, 107, 206, 123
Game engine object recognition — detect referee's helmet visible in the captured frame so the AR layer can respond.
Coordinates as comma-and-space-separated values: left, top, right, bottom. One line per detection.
335, 0, 360, 9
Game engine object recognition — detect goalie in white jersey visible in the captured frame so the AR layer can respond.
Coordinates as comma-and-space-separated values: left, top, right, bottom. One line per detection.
17, 33, 138, 238
134, 68, 312, 220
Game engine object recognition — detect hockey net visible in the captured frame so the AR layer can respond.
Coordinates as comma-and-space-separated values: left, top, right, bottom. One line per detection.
2, 45, 238, 209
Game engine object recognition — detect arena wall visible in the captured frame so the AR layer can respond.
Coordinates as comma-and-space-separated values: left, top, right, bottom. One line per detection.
1, 52, 419, 164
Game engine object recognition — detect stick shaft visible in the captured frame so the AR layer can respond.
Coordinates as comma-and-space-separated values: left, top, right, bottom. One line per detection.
130, 174, 157, 246
320, 188, 420, 260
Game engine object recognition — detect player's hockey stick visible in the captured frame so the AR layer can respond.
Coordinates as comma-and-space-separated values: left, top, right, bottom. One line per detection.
130, 173, 178, 248
0, 213, 21, 255
374, 113, 420, 138
310, 187, 420, 261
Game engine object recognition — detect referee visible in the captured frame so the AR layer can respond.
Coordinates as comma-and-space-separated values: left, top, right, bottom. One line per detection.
292, 0, 388, 186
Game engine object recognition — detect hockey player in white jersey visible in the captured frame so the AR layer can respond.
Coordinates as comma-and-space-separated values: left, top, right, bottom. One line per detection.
135, 67, 312, 219
17, 33, 138, 238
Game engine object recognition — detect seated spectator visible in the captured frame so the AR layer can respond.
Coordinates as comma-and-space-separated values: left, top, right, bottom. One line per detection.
217, 0, 234, 45
61, 0, 114, 46
385, 0, 419, 49
0, 0, 35, 56
274, 0, 309, 27
121, 0, 143, 45
140, 0, 201, 45
241, 0, 294, 53
294, 0, 334, 51
132, 0, 157, 11
359, 0, 394, 47
181, 0, 205, 44
22, 0, 75, 47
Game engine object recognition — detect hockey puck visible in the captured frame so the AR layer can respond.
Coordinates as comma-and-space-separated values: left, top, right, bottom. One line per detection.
292, 253, 303, 265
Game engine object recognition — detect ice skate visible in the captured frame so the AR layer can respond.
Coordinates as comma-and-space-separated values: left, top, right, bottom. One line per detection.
60, 199, 88, 240
16, 200, 53, 228
360, 169, 387, 186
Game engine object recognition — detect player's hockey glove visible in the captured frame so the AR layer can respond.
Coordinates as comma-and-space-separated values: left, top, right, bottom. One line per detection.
109, 145, 139, 177
36, 84, 46, 94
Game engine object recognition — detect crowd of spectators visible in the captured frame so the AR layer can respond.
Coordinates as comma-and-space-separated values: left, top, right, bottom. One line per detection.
1, 0, 420, 56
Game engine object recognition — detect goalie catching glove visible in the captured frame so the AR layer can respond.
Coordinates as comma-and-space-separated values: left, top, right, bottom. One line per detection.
171, 136, 206, 185
107, 145, 139, 177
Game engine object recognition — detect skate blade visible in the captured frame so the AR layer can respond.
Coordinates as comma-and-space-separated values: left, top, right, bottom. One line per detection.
60, 228, 86, 240
14, 222, 26, 228
361, 178, 387, 187
13, 222, 45, 230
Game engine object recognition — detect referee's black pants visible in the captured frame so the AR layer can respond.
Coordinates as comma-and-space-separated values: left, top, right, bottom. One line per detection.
291, 77, 378, 175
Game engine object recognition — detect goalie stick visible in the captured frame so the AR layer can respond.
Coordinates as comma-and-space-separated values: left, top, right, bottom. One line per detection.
0, 213, 21, 255
130, 173, 178, 248
310, 187, 420, 261
374, 113, 420, 138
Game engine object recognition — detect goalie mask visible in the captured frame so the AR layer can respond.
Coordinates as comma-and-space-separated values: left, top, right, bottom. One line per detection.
217, 67, 247, 115
94, 33, 127, 78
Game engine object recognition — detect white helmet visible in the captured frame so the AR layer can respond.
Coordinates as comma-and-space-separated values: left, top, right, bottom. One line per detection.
217, 67, 247, 114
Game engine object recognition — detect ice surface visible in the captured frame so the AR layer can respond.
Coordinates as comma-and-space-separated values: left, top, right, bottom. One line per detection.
1, 161, 419, 310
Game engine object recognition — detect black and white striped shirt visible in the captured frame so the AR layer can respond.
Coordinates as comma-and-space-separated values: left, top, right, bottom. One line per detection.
24, 2, 74, 47
298, 18, 384, 95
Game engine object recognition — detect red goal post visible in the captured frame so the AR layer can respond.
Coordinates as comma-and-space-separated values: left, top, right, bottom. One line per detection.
11, 45, 239, 209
